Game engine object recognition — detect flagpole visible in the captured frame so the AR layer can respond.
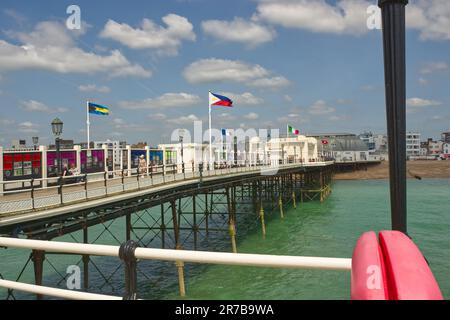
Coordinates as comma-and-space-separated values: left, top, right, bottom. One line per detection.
86, 101, 90, 149
209, 94, 212, 168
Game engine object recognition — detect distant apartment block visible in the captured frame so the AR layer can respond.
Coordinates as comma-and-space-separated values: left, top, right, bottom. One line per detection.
359, 132, 388, 154
406, 132, 421, 159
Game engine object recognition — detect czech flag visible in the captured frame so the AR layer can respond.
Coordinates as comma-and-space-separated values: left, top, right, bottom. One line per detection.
209, 92, 233, 107
88, 102, 110, 116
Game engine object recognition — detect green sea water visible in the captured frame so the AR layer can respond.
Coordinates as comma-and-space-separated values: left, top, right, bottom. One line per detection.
1, 179, 449, 300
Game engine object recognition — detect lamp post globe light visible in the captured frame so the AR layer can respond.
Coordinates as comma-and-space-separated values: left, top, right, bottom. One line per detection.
51, 118, 64, 176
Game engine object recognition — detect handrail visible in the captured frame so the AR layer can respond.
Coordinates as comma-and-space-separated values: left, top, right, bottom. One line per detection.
0, 279, 122, 300
0, 237, 351, 271
0, 237, 350, 300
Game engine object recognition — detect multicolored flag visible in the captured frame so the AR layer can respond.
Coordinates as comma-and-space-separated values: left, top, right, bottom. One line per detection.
287, 125, 299, 135
209, 92, 233, 107
88, 102, 110, 116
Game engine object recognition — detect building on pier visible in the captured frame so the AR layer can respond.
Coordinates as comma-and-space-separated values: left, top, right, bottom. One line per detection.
307, 133, 370, 162
262, 135, 319, 165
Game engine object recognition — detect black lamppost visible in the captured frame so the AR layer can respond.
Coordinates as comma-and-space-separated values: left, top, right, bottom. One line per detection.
51, 118, 64, 176
32, 136, 39, 151
379, 0, 408, 233
179, 133, 185, 173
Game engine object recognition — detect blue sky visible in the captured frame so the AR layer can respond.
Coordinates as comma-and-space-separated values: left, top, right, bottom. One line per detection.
0, 0, 449, 147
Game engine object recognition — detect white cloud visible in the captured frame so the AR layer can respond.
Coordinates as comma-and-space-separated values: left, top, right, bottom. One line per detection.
255, 0, 371, 35
78, 84, 111, 93
0, 21, 151, 78
406, 0, 450, 41
183, 58, 289, 88
244, 112, 259, 120
284, 95, 293, 103
149, 113, 167, 121
167, 114, 200, 124
407, 97, 442, 108
0, 118, 15, 126
308, 100, 335, 115
18, 121, 39, 133
420, 62, 448, 75
221, 92, 264, 105
216, 113, 236, 122
19, 100, 68, 113
119, 93, 201, 110
329, 115, 350, 121
202, 17, 275, 47
111, 118, 152, 132
248, 76, 290, 88
100, 14, 196, 55
253, 0, 450, 42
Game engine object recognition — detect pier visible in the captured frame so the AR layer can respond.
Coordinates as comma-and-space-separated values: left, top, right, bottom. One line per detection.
0, 160, 334, 299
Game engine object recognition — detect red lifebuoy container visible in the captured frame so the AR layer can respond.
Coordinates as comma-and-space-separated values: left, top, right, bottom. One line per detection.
351, 231, 443, 300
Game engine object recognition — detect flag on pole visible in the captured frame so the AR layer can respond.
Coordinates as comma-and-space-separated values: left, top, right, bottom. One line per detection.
287, 125, 299, 135
221, 129, 232, 136
209, 92, 233, 107
88, 102, 110, 116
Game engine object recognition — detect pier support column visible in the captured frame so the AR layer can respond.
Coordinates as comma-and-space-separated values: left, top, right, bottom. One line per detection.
279, 196, 284, 219
226, 187, 237, 253
83, 219, 89, 291
292, 191, 297, 209
192, 195, 198, 250
171, 200, 186, 297
32, 250, 45, 300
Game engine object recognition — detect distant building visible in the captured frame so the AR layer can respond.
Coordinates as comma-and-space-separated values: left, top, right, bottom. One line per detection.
420, 142, 428, 157
265, 135, 318, 164
359, 132, 376, 152
427, 139, 443, 155
359, 132, 388, 154
48, 139, 74, 150
94, 140, 127, 169
131, 142, 147, 148
441, 132, 450, 143
308, 133, 369, 162
443, 143, 450, 158
406, 132, 421, 159
11, 139, 27, 149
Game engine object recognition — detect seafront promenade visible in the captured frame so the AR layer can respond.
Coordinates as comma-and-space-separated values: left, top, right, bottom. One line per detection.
334, 160, 450, 180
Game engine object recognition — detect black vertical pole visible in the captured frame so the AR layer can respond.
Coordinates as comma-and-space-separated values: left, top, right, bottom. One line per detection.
379, 0, 408, 233
56, 137, 62, 176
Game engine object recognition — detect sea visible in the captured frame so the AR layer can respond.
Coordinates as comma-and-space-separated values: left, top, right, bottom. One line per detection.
1, 179, 449, 300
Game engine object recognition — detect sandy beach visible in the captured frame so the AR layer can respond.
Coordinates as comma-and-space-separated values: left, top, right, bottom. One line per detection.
334, 160, 450, 180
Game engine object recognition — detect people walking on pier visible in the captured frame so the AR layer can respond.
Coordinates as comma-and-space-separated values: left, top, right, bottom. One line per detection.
139, 155, 147, 177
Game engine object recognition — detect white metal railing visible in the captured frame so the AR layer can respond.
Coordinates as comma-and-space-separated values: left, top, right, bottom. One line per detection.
0, 237, 351, 300
0, 161, 333, 215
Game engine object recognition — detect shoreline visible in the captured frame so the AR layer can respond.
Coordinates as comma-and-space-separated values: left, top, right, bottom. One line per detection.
334, 160, 450, 180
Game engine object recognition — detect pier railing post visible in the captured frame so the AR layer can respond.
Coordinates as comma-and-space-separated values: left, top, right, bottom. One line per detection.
119, 240, 139, 300
379, 0, 408, 233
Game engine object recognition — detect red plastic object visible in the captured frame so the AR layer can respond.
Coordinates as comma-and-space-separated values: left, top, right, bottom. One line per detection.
351, 231, 443, 300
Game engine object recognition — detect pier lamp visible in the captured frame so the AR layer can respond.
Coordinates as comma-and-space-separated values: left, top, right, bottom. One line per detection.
32, 136, 39, 150
51, 118, 64, 176
179, 129, 185, 173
